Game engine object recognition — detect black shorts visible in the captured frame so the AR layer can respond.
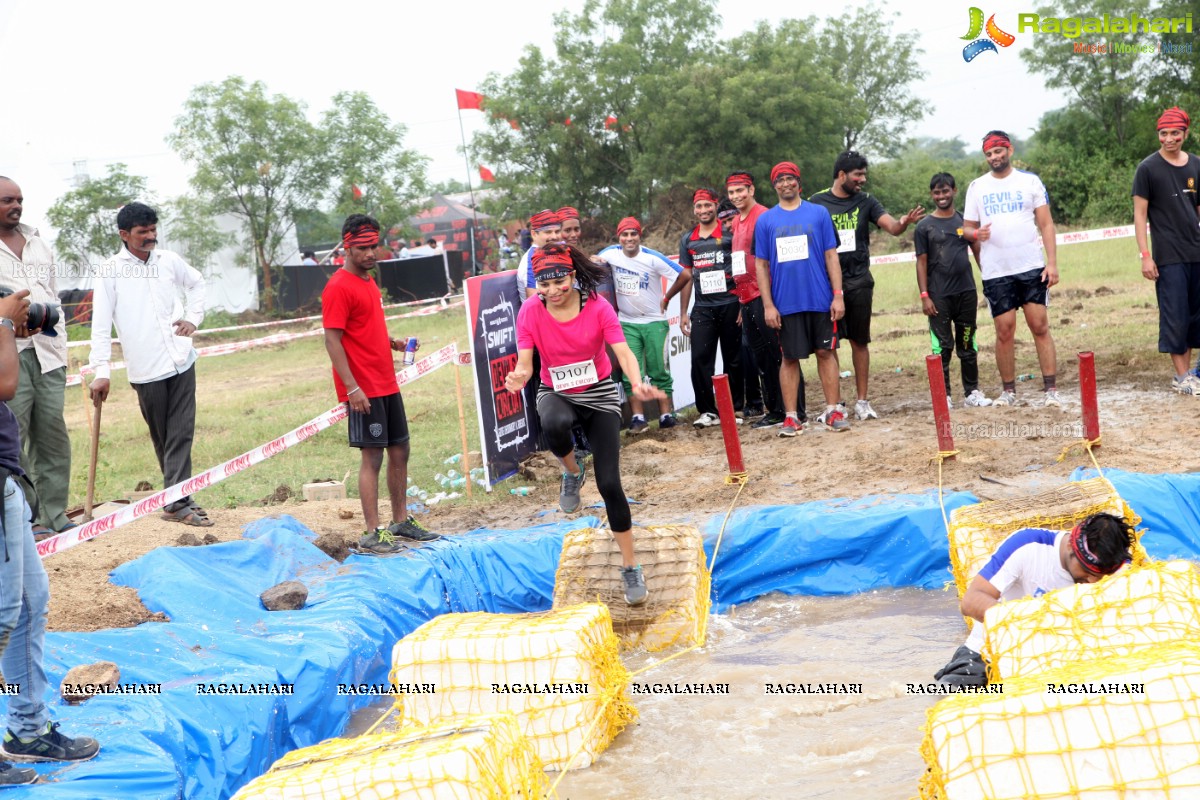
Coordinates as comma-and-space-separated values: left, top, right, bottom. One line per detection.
841, 286, 873, 344
1156, 261, 1200, 354
982, 267, 1049, 318
348, 392, 410, 448
780, 312, 838, 360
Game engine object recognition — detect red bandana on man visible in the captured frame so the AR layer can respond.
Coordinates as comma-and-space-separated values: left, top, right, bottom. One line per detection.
1157, 106, 1191, 131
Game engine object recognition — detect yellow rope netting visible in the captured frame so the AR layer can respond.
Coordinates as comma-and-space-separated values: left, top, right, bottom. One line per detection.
919, 641, 1200, 800
232, 712, 549, 800
982, 560, 1200, 683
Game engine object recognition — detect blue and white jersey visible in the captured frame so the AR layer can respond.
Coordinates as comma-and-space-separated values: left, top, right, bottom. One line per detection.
965, 527, 1072, 651
598, 245, 682, 324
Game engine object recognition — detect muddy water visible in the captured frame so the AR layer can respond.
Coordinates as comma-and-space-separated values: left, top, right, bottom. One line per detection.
553, 589, 964, 800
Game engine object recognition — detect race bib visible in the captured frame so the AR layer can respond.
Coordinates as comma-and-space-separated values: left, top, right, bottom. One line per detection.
776, 235, 809, 262
731, 250, 747, 276
837, 228, 856, 253
616, 273, 640, 296
699, 268, 727, 295
549, 359, 598, 392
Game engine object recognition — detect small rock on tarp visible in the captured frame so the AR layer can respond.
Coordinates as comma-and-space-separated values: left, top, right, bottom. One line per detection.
61, 660, 121, 704
260, 580, 308, 611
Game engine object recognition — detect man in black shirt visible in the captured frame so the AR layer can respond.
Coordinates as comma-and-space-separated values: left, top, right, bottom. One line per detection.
664, 188, 743, 428
810, 151, 924, 421
914, 173, 993, 408
0, 289, 100, 784
1132, 106, 1200, 395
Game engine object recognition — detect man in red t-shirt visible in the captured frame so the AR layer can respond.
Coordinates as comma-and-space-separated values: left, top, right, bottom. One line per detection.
727, 170, 796, 430
322, 214, 440, 555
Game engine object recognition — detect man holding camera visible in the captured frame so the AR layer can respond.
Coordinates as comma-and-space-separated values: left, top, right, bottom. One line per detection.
0, 289, 100, 783
0, 177, 72, 537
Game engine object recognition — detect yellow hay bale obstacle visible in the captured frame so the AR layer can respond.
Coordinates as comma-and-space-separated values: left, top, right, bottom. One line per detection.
389, 603, 635, 771
947, 478, 1147, 604
232, 712, 548, 800
552, 524, 711, 652
920, 641, 1200, 800
984, 560, 1200, 683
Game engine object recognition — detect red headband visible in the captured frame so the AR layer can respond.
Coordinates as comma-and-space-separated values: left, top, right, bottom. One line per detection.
693, 189, 719, 205
983, 134, 1012, 152
343, 228, 380, 249
725, 173, 753, 188
556, 206, 580, 221
1069, 524, 1109, 576
616, 216, 642, 235
770, 162, 801, 183
1158, 106, 1190, 131
529, 210, 561, 231
531, 245, 575, 280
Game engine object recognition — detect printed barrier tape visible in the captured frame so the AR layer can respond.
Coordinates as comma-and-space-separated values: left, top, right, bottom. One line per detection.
64, 301, 465, 386
39, 342, 465, 559
64, 295, 464, 348
865, 223, 1136, 268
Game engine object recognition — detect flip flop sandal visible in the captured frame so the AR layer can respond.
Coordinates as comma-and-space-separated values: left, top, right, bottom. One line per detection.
162, 506, 214, 527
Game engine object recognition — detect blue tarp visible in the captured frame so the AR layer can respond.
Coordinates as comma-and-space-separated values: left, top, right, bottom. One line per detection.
14, 476, 1200, 797
1069, 468, 1200, 560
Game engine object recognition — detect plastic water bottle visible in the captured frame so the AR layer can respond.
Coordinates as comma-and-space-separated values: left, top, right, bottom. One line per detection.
406, 485, 421, 497
839, 370, 851, 378
444, 454, 461, 465
1017, 373, 1034, 382
446, 469, 460, 479
434, 472, 451, 487
403, 337, 419, 366
450, 477, 467, 489
510, 487, 533, 496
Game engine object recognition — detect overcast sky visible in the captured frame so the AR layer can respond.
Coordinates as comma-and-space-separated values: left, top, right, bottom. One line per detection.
1, 0, 1060, 234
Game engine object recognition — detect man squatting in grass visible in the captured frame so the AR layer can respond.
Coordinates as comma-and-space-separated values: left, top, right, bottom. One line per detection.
322, 214, 441, 555
89, 203, 213, 527
664, 188, 744, 429
597, 217, 683, 433
755, 161, 848, 436
963, 130, 1062, 408
0, 289, 100, 785
727, 170, 791, 429
809, 151, 924, 422
934, 513, 1133, 686
914, 173, 993, 408
1132, 107, 1200, 396
505, 244, 666, 605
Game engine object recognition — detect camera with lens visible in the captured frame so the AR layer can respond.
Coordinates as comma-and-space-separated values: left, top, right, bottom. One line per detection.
0, 287, 61, 337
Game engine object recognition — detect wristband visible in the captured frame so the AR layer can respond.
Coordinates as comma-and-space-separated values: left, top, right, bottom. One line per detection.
833, 290, 844, 296
347, 386, 362, 396
920, 291, 929, 299
1139, 251, 1151, 258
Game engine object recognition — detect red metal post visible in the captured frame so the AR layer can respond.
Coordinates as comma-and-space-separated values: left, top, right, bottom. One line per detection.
926, 354, 955, 459
1078, 351, 1100, 445
712, 374, 746, 475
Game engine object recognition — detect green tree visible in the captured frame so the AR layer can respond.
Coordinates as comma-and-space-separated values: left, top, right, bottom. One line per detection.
45, 164, 149, 272
168, 76, 328, 311
161, 194, 234, 272
320, 91, 429, 231
1147, 0, 1200, 113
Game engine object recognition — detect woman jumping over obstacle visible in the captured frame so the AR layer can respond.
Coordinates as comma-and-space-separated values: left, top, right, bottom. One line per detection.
505, 243, 664, 606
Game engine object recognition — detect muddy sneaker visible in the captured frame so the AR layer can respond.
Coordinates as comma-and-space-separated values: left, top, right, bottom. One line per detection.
692, 412, 720, 428
993, 390, 1017, 407
0, 761, 37, 785
620, 565, 648, 605
388, 517, 442, 542
559, 463, 587, 514
777, 417, 804, 437
658, 414, 678, 429
743, 403, 765, 418
965, 389, 992, 407
854, 399, 879, 420
628, 415, 649, 434
1043, 388, 1064, 408
753, 411, 785, 429
357, 528, 408, 555
817, 407, 851, 432
1, 723, 99, 763
1172, 375, 1200, 396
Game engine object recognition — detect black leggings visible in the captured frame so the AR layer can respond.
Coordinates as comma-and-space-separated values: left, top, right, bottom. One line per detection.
538, 394, 631, 532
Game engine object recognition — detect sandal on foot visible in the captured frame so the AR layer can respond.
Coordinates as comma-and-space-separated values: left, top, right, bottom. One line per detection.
162, 506, 214, 527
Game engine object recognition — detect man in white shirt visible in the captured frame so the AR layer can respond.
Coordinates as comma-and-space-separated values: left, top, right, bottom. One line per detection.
515, 210, 562, 301
963, 130, 1062, 408
0, 177, 73, 535
88, 202, 211, 526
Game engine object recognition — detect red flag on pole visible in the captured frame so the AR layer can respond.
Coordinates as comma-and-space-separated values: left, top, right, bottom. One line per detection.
479, 166, 496, 183
351, 184, 363, 199
605, 115, 618, 130
508, 118, 520, 130
564, 117, 572, 126
456, 89, 485, 110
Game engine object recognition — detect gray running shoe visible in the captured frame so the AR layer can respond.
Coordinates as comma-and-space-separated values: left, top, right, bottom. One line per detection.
559, 463, 587, 514
357, 528, 408, 556
621, 565, 648, 605
817, 407, 851, 432
388, 517, 442, 542
1, 723, 99, 763
0, 761, 37, 785
993, 390, 1018, 407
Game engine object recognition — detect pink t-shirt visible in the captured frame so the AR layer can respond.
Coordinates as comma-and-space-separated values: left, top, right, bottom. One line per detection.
516, 294, 625, 393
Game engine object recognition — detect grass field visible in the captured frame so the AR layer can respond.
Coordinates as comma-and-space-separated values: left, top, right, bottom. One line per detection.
58, 234, 1160, 512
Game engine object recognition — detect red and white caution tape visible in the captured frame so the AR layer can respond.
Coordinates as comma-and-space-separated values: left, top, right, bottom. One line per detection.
39, 342, 464, 558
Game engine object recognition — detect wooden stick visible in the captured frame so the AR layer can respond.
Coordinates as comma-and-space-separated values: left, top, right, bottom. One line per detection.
453, 350, 473, 499
84, 401, 102, 521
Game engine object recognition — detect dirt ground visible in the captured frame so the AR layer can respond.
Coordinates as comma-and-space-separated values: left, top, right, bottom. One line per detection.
47, 365, 1200, 633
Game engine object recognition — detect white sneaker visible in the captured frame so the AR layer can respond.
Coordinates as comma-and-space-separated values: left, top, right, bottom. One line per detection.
993, 390, 1017, 407
854, 399, 879, 420
1043, 388, 1064, 408
692, 412, 720, 428
945, 395, 953, 409
965, 390, 992, 407
1173, 375, 1200, 396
